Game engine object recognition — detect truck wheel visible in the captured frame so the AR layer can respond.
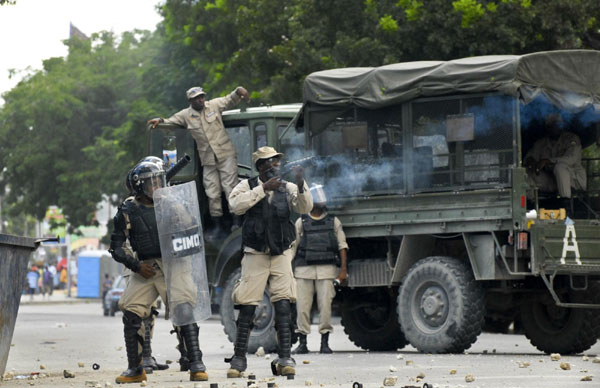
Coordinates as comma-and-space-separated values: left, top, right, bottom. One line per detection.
520, 282, 600, 354
220, 268, 278, 354
398, 256, 485, 353
340, 288, 408, 351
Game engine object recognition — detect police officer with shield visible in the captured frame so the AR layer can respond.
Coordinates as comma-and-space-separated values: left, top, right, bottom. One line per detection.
226, 147, 313, 378
109, 158, 209, 384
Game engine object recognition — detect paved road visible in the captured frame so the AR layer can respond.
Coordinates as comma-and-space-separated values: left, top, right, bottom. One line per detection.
2, 302, 599, 387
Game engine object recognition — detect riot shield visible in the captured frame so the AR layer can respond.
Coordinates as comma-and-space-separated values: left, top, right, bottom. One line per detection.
153, 181, 211, 326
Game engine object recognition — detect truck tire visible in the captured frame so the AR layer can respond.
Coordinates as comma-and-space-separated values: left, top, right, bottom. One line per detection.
398, 256, 485, 353
220, 268, 278, 354
520, 282, 600, 354
340, 288, 408, 351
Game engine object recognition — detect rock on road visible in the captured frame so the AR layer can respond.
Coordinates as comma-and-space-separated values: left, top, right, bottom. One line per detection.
2, 302, 599, 387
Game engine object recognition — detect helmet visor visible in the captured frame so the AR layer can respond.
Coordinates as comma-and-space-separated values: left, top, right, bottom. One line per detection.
141, 172, 166, 197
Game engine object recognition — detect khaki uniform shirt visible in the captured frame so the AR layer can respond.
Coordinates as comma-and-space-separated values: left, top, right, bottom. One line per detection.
293, 213, 348, 280
228, 178, 313, 254
163, 91, 242, 166
525, 132, 587, 189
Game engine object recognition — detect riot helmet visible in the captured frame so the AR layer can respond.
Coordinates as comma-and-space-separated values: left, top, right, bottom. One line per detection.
309, 184, 327, 207
139, 155, 167, 169
129, 160, 167, 200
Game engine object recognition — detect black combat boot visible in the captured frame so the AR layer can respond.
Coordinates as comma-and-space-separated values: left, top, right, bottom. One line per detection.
115, 311, 147, 384
319, 333, 333, 354
179, 323, 208, 381
171, 326, 190, 371
227, 305, 256, 378
142, 310, 169, 374
271, 300, 295, 376
207, 216, 226, 240
292, 333, 309, 354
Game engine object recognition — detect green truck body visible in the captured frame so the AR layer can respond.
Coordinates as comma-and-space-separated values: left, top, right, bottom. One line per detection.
149, 50, 600, 355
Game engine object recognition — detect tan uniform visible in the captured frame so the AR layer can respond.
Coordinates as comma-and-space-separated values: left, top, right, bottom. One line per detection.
526, 131, 586, 198
164, 90, 242, 216
293, 214, 348, 335
228, 178, 313, 305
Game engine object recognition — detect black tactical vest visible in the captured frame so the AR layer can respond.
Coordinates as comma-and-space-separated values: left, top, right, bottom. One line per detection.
295, 214, 339, 266
242, 177, 296, 255
121, 200, 162, 260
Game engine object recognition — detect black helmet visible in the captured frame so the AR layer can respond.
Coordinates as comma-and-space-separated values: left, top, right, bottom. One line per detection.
128, 160, 166, 199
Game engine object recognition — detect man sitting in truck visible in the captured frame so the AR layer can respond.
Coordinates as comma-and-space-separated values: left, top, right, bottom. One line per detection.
525, 113, 587, 199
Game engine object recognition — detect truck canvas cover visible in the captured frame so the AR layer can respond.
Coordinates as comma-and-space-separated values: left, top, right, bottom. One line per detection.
303, 50, 600, 113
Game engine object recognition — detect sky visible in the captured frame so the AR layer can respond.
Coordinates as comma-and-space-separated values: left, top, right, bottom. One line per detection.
0, 0, 163, 102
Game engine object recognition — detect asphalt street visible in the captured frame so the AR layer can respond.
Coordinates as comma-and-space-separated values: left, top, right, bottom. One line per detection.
2, 302, 599, 388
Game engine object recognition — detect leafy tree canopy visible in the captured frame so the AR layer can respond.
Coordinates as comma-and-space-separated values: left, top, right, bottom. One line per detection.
1, 0, 599, 232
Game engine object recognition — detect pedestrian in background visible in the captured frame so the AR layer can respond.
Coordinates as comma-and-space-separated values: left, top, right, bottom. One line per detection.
26, 266, 39, 301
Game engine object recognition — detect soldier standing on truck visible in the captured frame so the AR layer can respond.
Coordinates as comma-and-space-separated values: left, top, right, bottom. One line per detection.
525, 113, 587, 200
148, 86, 250, 238
292, 185, 348, 354
226, 146, 313, 378
109, 159, 208, 383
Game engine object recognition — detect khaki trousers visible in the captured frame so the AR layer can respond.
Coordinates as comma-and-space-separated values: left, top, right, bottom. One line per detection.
232, 248, 297, 305
295, 278, 336, 335
527, 161, 586, 198
203, 155, 239, 217
119, 259, 167, 318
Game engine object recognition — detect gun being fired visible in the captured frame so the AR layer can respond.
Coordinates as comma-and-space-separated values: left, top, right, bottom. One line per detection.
279, 156, 316, 176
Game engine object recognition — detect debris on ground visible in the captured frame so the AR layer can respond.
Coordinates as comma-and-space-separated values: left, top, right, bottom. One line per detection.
517, 361, 530, 368
84, 380, 99, 387
559, 362, 571, 370
63, 370, 75, 378
383, 376, 398, 386
449, 369, 457, 375
2, 371, 15, 381
255, 347, 265, 357
166, 360, 173, 364
465, 374, 475, 383
582, 356, 589, 362
140, 381, 147, 387
550, 353, 561, 361
303, 360, 310, 364
592, 357, 600, 364
405, 360, 413, 366
581, 375, 593, 381
78, 362, 85, 368
389, 366, 397, 372
39, 365, 46, 370
396, 355, 404, 360
304, 380, 312, 386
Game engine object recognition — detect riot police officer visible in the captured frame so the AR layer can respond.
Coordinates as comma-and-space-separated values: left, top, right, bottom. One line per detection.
226, 146, 313, 378
109, 159, 208, 383
292, 185, 348, 354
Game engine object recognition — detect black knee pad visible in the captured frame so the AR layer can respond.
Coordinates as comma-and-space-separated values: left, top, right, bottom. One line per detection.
173, 303, 195, 322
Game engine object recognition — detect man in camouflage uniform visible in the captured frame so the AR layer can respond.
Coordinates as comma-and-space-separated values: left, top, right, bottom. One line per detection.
148, 86, 250, 235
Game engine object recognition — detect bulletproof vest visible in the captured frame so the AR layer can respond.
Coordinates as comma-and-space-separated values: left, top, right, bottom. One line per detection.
242, 176, 296, 255
121, 200, 162, 260
295, 213, 338, 266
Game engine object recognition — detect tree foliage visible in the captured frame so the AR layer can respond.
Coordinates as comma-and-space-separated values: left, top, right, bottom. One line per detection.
1, 0, 599, 230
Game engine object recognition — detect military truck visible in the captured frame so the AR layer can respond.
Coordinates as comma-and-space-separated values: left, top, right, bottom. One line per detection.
148, 104, 303, 352
283, 50, 600, 354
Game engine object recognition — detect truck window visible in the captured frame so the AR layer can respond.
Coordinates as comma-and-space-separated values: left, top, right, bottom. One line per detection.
254, 123, 267, 149
149, 126, 196, 177
410, 95, 514, 191
310, 105, 404, 198
226, 124, 252, 169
